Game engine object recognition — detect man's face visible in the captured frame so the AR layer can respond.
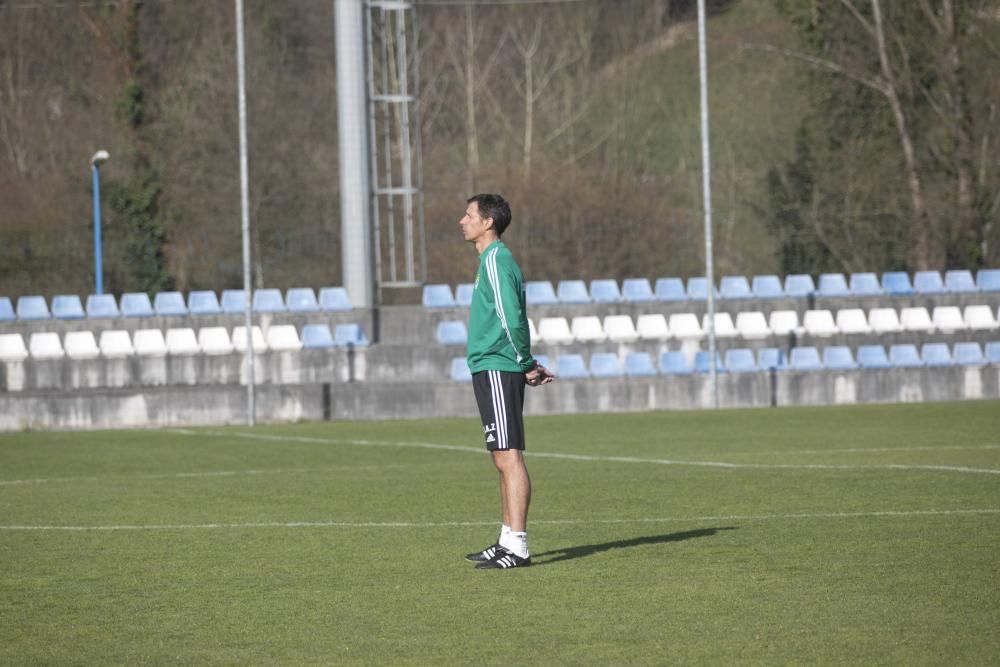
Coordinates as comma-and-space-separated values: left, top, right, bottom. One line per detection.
459, 201, 493, 243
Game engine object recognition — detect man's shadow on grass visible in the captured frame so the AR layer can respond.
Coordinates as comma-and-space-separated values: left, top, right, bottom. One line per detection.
531, 527, 738, 566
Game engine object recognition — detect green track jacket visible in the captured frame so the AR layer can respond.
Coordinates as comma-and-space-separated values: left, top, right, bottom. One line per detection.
466, 240, 536, 374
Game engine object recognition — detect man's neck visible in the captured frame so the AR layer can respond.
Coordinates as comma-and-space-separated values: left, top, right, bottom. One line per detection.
475, 234, 499, 255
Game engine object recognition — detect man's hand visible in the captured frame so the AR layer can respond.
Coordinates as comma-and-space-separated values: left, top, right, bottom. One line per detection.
525, 363, 555, 387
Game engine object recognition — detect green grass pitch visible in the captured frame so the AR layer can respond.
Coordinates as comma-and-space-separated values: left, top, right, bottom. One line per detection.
1, 401, 998, 665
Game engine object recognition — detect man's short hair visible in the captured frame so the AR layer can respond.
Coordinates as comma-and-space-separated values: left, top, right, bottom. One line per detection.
468, 193, 512, 236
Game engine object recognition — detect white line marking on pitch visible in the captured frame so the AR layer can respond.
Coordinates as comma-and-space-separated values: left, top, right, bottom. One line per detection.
0, 508, 996, 532
708, 444, 1000, 457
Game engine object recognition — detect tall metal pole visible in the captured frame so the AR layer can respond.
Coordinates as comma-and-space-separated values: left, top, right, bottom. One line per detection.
91, 164, 104, 296
235, 0, 255, 426
697, 0, 718, 408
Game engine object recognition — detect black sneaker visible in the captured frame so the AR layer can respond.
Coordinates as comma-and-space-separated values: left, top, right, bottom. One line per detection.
465, 543, 502, 562
475, 547, 531, 569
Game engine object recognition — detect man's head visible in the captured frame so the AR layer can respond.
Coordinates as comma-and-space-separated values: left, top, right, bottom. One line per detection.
467, 193, 511, 237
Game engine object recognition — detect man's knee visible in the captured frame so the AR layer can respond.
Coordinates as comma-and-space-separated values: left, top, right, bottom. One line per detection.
491, 449, 524, 472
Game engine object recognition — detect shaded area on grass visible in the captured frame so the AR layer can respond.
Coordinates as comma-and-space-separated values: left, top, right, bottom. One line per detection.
532, 526, 737, 566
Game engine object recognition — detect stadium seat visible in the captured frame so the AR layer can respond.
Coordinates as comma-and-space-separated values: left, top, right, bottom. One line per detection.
335, 323, 369, 347
784, 274, 815, 298
836, 308, 871, 335
455, 283, 474, 307
857, 345, 891, 369
953, 342, 985, 366
188, 290, 222, 315
735, 312, 770, 340
944, 269, 977, 293
604, 315, 639, 343
155, 291, 188, 316
817, 273, 850, 297
624, 352, 658, 377
557, 280, 591, 304
963, 305, 998, 330
900, 307, 935, 332
525, 281, 558, 306
654, 277, 687, 301
823, 346, 858, 370
868, 308, 903, 334
659, 351, 692, 375
528, 318, 540, 345
921, 343, 953, 367
693, 350, 726, 374
889, 344, 923, 368
436, 320, 468, 345
0, 333, 29, 362
199, 327, 235, 355
668, 313, 703, 340
757, 348, 787, 371
789, 347, 823, 371
266, 325, 303, 352
252, 289, 285, 313
913, 270, 946, 294
538, 317, 574, 344
572, 316, 607, 343
686, 277, 716, 300
556, 354, 589, 378
701, 312, 738, 338
285, 288, 320, 313
985, 342, 1000, 365
29, 332, 64, 359
882, 271, 914, 295
64, 331, 100, 359
133, 329, 168, 357
589, 279, 621, 304
622, 278, 655, 303
86, 294, 120, 318
724, 348, 757, 373
589, 353, 624, 377
768, 310, 801, 337
52, 295, 86, 320
301, 324, 336, 349
232, 326, 267, 353
533, 354, 550, 370
121, 292, 154, 318
220, 289, 247, 314
422, 284, 456, 308
719, 276, 752, 299
165, 328, 200, 355
99, 330, 135, 358
932, 306, 966, 333
17, 296, 50, 320
849, 272, 882, 296
636, 314, 671, 340
0, 297, 14, 321
751, 275, 784, 299
319, 287, 353, 311
450, 357, 472, 382
802, 310, 838, 337
977, 269, 1000, 292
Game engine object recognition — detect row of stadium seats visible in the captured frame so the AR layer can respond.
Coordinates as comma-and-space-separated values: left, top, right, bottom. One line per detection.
435, 305, 1000, 345
0, 287, 353, 321
424, 269, 1000, 307
0, 323, 369, 361
449, 341, 1000, 381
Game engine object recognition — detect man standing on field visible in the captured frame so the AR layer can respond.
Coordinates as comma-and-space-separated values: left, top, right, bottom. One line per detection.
460, 193, 554, 570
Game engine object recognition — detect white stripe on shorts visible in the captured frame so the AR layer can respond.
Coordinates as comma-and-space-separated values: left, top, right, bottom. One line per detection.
489, 370, 508, 449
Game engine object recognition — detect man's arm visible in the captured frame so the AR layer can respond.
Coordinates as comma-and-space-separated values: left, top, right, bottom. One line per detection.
486, 252, 535, 371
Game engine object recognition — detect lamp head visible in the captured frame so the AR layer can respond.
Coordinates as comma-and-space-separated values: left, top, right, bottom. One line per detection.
90, 150, 110, 167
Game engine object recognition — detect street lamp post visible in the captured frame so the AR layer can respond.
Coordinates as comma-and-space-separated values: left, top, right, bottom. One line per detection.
90, 150, 110, 295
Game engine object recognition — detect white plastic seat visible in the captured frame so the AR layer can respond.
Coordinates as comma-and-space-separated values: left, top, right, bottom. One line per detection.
166, 328, 201, 355
963, 305, 999, 331
538, 317, 574, 344
768, 310, 800, 336
900, 307, 935, 332
931, 306, 966, 333
266, 324, 303, 351
64, 331, 100, 359
232, 326, 267, 353
29, 332, 64, 359
603, 315, 639, 343
701, 312, 737, 338
868, 308, 903, 334
98, 330, 134, 358
134, 329, 168, 357
199, 327, 235, 355
735, 312, 770, 340
668, 313, 703, 340
0, 333, 29, 362
836, 308, 870, 335
636, 314, 670, 340
802, 310, 838, 337
571, 316, 607, 343
528, 318, 540, 345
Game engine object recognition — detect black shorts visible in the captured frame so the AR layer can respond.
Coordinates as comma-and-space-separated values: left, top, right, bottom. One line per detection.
472, 370, 526, 451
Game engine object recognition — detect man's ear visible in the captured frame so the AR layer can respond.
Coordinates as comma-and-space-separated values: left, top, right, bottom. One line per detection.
482, 217, 495, 232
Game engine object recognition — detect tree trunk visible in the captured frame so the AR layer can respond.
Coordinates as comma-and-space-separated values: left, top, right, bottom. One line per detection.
463, 6, 479, 193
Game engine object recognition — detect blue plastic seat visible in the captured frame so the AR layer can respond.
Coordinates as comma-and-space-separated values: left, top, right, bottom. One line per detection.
921, 343, 952, 367
686, 277, 717, 301
789, 347, 823, 371
719, 276, 752, 299
188, 290, 222, 315
784, 274, 815, 298
253, 288, 285, 313
334, 323, 369, 347
154, 291, 187, 316
849, 272, 882, 296
557, 280, 591, 304
590, 353, 623, 377
985, 342, 1000, 365
525, 281, 558, 305
423, 284, 456, 308
285, 288, 319, 313
693, 350, 726, 374
556, 353, 589, 378
589, 279, 621, 304
51, 295, 85, 320
659, 351, 692, 375
944, 269, 977, 293
857, 345, 891, 369
436, 320, 468, 345
889, 344, 923, 368
724, 348, 757, 373
913, 271, 946, 294
882, 272, 914, 295
121, 292, 154, 317
220, 289, 247, 314
0, 297, 15, 321
823, 346, 858, 370
817, 273, 850, 297
624, 352, 658, 377
319, 287, 352, 311
977, 269, 1000, 292
953, 342, 985, 366
450, 357, 472, 382
301, 324, 335, 349
622, 278, 655, 303
751, 275, 784, 298
455, 283, 474, 307
86, 294, 120, 318
654, 277, 687, 301
757, 348, 787, 371
533, 355, 550, 370
16, 295, 50, 320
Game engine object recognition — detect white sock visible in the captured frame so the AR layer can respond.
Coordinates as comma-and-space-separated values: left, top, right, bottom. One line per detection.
500, 524, 511, 541
500, 531, 528, 558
